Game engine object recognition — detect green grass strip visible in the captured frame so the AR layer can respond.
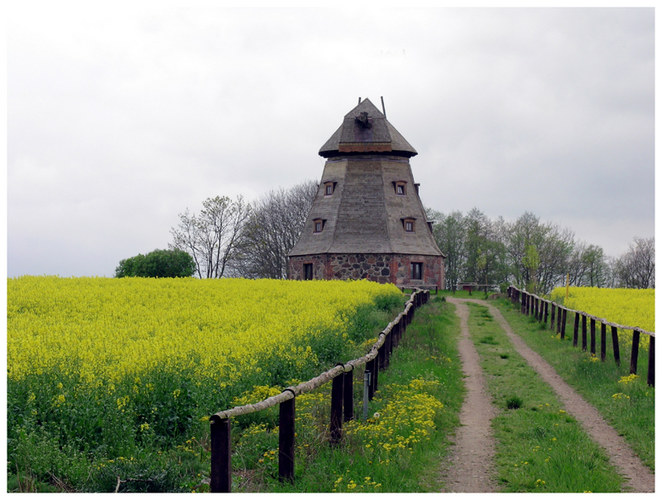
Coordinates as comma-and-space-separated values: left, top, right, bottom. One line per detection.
465, 302, 624, 492
236, 296, 464, 492
493, 298, 655, 470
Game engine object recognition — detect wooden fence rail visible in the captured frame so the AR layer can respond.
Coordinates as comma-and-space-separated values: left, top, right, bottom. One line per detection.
209, 289, 430, 492
507, 286, 655, 387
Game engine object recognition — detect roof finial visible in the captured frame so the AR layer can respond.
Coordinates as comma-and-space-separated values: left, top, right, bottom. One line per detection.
380, 96, 386, 118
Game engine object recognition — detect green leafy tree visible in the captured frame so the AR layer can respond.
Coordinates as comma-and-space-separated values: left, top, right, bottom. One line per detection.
522, 243, 540, 293
115, 249, 196, 278
428, 209, 466, 292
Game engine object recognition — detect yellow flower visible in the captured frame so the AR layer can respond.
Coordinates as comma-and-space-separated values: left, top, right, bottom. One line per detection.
618, 374, 639, 385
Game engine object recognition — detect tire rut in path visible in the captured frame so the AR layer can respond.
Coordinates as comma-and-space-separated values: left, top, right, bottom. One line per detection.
459, 298, 655, 493
439, 298, 498, 492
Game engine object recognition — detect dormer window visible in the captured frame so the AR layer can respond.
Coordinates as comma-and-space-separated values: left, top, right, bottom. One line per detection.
402, 217, 416, 232
313, 218, 326, 233
324, 181, 337, 196
394, 181, 407, 195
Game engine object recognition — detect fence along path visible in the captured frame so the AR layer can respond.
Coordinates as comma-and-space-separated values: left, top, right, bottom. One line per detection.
470, 298, 654, 492
208, 289, 430, 493
507, 286, 655, 387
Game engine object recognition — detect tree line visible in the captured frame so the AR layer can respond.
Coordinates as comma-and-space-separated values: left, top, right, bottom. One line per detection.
427, 208, 654, 294
116, 181, 654, 294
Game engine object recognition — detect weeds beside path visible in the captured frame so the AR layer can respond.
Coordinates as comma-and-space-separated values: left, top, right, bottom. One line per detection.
450, 297, 654, 493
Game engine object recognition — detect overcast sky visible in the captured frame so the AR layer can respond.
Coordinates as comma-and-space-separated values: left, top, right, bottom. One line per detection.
6, 2, 656, 278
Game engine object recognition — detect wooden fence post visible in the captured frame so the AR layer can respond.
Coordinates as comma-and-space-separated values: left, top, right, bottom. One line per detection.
329, 373, 344, 445
391, 322, 399, 349
550, 304, 556, 329
611, 325, 621, 366
209, 416, 232, 493
386, 331, 393, 368
279, 395, 296, 482
561, 308, 567, 340
630, 329, 641, 375
647, 336, 655, 387
544, 301, 549, 325
573, 313, 580, 347
362, 370, 370, 420
556, 307, 562, 334
590, 318, 596, 355
378, 335, 386, 370
600, 323, 607, 361
581, 315, 587, 351
343, 368, 354, 422
521, 292, 526, 314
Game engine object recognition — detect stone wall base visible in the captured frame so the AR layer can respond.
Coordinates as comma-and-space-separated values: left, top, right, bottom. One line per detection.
288, 253, 444, 289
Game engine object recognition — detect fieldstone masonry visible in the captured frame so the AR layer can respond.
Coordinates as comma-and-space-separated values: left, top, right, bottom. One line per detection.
289, 253, 444, 289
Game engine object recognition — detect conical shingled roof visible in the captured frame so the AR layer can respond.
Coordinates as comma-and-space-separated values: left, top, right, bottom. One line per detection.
319, 98, 418, 158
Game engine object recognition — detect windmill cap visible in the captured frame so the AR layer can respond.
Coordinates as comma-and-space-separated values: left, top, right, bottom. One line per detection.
319, 98, 418, 158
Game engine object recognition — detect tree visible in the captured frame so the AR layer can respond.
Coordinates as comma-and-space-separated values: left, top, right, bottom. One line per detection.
170, 195, 251, 278
235, 181, 318, 279
614, 237, 655, 288
429, 209, 465, 291
463, 208, 490, 283
115, 249, 196, 278
462, 208, 508, 289
567, 243, 610, 287
506, 212, 574, 295
522, 244, 540, 293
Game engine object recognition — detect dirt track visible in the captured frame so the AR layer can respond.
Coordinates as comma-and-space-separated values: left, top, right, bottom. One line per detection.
439, 299, 498, 492
440, 297, 655, 493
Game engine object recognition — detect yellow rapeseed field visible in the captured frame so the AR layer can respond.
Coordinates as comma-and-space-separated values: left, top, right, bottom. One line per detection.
7, 276, 405, 490
7, 276, 402, 386
550, 287, 654, 333
550, 287, 654, 349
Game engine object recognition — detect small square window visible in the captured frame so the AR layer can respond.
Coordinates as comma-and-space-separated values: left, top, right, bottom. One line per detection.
411, 262, 423, 280
324, 181, 336, 196
394, 181, 407, 195
313, 219, 325, 233
403, 218, 415, 232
